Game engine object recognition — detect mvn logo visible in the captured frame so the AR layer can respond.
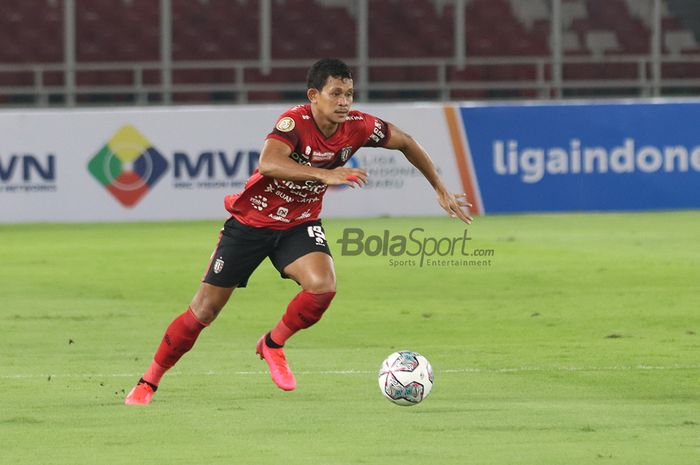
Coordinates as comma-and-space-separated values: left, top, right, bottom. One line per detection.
0, 154, 55, 182
87, 125, 168, 207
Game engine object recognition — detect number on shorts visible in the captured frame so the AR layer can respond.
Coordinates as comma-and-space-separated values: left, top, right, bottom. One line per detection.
307, 225, 327, 246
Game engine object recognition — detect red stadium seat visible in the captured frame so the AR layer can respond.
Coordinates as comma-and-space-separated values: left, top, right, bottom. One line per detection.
244, 68, 307, 84
449, 65, 490, 99
369, 0, 448, 58
76, 70, 133, 86
0, 0, 63, 63
407, 66, 439, 82
172, 0, 259, 60
369, 67, 409, 83
450, 89, 488, 100
0, 71, 34, 87
75, 0, 160, 62
270, 1, 355, 59
42, 71, 64, 86
247, 91, 284, 102
173, 92, 214, 103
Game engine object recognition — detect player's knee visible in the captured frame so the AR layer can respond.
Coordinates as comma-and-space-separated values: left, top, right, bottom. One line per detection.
310, 290, 336, 311
190, 286, 232, 324
190, 301, 222, 324
284, 290, 336, 330
301, 274, 336, 294
299, 292, 335, 327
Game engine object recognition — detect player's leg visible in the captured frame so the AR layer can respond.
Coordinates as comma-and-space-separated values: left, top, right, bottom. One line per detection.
125, 284, 234, 405
256, 221, 336, 391
140, 284, 234, 387
270, 251, 337, 346
126, 218, 273, 404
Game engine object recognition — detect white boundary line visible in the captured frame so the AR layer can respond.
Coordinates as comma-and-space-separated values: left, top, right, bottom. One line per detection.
2, 364, 699, 380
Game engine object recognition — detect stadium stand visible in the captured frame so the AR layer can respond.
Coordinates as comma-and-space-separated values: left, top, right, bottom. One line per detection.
0, 0, 63, 64
1, 0, 700, 105
171, 0, 259, 61
76, 0, 160, 62
509, 0, 550, 29
665, 29, 700, 55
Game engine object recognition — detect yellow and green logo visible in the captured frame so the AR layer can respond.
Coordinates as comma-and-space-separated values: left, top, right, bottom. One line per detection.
87, 125, 168, 207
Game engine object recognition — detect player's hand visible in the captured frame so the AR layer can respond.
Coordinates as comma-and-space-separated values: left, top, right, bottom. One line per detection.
437, 190, 473, 224
319, 167, 369, 188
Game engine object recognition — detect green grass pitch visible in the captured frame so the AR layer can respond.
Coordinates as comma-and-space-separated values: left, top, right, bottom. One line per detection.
1, 211, 698, 465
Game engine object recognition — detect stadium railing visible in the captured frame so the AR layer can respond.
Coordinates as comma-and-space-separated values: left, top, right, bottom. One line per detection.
2, 54, 700, 107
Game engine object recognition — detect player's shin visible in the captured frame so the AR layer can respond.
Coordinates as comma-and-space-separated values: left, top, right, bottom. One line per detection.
143, 306, 209, 386
269, 290, 336, 346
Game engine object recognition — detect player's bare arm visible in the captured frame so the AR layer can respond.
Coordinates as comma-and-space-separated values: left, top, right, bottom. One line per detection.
384, 122, 473, 224
258, 138, 369, 187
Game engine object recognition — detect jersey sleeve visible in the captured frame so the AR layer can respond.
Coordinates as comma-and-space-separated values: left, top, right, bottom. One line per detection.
362, 114, 391, 148
266, 113, 300, 151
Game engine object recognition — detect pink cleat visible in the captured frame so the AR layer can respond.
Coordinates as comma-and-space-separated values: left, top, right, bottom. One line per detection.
256, 335, 296, 391
124, 379, 156, 405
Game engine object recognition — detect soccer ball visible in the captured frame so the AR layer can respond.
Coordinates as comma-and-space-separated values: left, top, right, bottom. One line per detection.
378, 351, 434, 406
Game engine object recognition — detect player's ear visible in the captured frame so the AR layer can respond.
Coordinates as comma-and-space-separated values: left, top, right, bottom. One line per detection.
307, 88, 318, 103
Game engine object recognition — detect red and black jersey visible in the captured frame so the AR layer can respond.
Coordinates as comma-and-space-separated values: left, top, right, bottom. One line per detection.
224, 104, 391, 229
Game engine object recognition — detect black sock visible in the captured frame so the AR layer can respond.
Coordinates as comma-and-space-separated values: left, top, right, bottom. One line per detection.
138, 377, 158, 391
265, 332, 283, 348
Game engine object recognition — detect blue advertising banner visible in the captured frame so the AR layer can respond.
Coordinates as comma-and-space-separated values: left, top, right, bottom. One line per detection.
457, 102, 700, 213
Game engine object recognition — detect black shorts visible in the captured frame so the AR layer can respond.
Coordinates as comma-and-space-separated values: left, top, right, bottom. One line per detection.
202, 216, 332, 288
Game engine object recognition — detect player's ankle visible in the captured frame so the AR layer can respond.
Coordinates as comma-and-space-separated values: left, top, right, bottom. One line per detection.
139, 377, 158, 392
265, 332, 284, 348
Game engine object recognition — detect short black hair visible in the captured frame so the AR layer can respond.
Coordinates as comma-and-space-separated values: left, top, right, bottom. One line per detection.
306, 58, 353, 90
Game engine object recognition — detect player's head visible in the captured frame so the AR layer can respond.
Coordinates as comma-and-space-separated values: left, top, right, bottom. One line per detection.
307, 58, 354, 125
307, 58, 353, 91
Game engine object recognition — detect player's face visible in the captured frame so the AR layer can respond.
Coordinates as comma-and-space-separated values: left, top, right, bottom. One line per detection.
311, 76, 354, 125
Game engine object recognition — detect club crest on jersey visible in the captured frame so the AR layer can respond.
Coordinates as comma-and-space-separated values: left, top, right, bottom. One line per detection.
340, 146, 353, 162
276, 117, 295, 132
214, 257, 225, 274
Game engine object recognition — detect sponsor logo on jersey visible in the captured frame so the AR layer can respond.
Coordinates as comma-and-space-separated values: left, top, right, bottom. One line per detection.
274, 178, 327, 195
268, 214, 291, 223
268, 206, 291, 223
268, 180, 322, 204
250, 195, 268, 211
289, 151, 311, 166
312, 150, 335, 162
276, 117, 295, 132
296, 209, 312, 220
273, 189, 294, 202
369, 120, 386, 144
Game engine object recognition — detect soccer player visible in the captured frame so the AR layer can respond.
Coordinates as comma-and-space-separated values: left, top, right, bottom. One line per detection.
125, 58, 472, 404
